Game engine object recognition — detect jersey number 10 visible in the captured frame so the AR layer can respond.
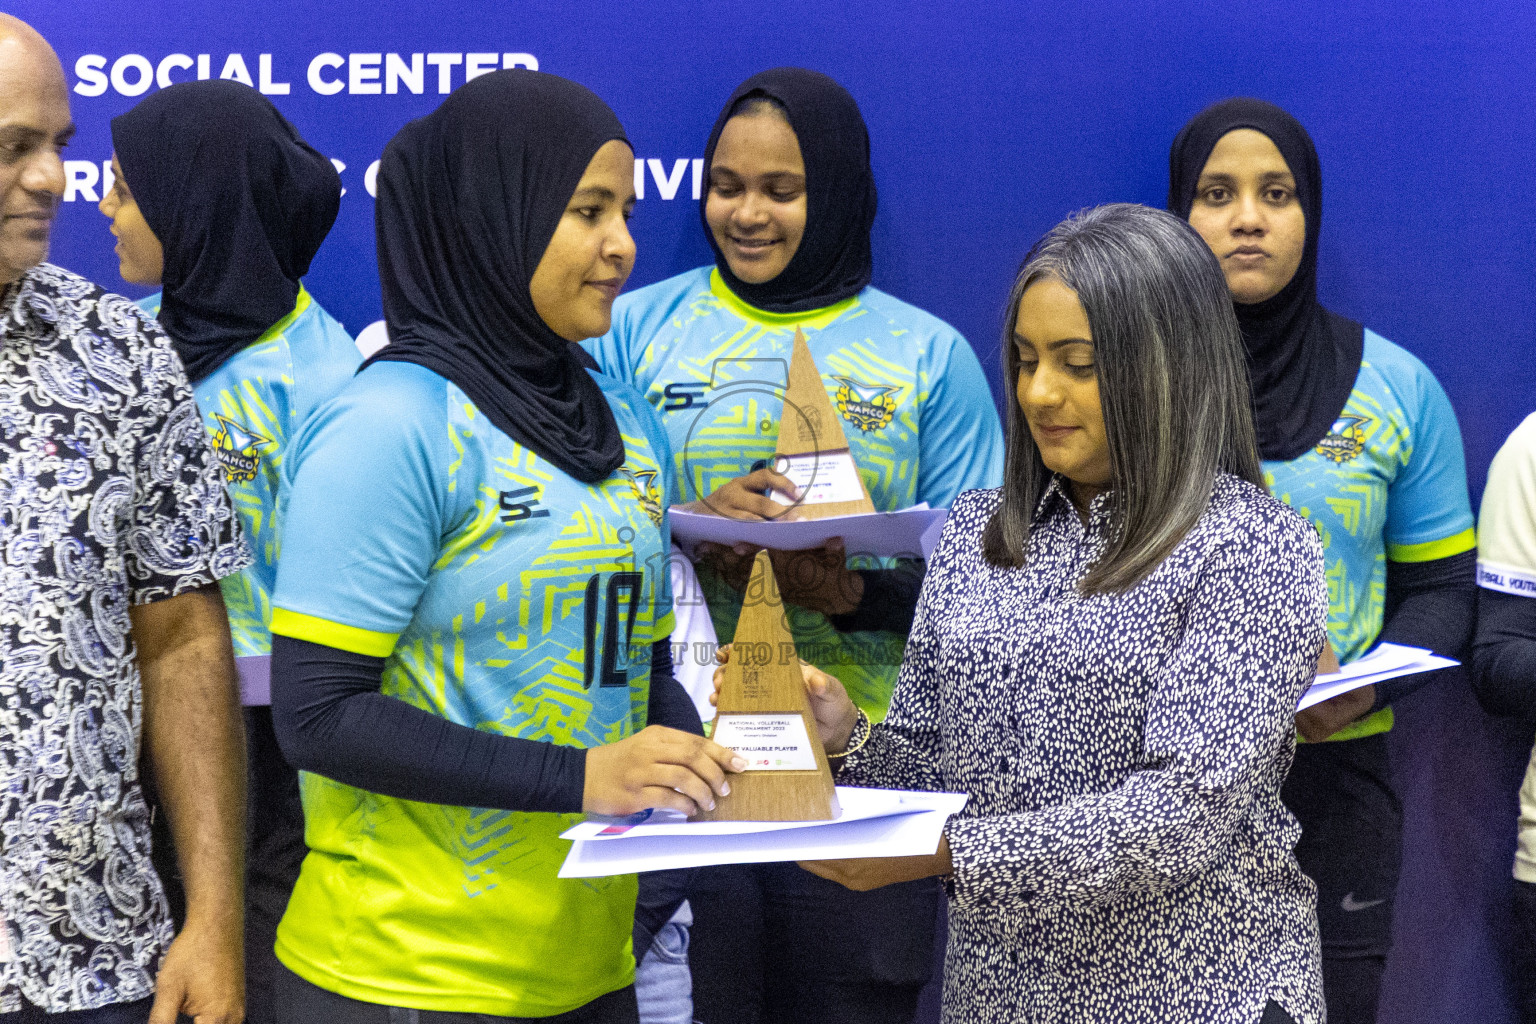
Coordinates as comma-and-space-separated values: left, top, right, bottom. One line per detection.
583, 571, 644, 690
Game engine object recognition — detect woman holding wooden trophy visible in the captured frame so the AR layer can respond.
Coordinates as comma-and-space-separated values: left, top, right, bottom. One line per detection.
587, 66, 1004, 1024
720, 204, 1332, 1024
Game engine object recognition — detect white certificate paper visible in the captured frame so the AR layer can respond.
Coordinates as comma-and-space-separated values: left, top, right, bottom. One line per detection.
557, 788, 970, 877
669, 505, 947, 559
769, 451, 867, 505
1298, 643, 1459, 710
712, 714, 819, 771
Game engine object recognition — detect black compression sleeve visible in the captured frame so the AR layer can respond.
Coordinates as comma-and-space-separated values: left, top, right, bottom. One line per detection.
648, 639, 704, 735
635, 638, 703, 956
829, 559, 926, 635
1370, 549, 1478, 710
270, 635, 585, 812
1470, 589, 1536, 720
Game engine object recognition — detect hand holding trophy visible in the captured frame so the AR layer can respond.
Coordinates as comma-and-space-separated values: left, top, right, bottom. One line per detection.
711, 642, 860, 755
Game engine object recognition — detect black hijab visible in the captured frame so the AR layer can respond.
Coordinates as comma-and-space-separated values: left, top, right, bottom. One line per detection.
1167, 97, 1363, 462
366, 69, 627, 484
111, 79, 340, 384
702, 68, 876, 314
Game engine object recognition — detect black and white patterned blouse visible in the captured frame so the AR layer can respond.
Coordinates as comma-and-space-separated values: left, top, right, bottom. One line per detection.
840, 474, 1328, 1024
0, 264, 247, 1013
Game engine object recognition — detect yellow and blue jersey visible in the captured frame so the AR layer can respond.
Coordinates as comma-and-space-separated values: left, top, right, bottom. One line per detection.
139, 288, 360, 700
585, 265, 1004, 719
1264, 329, 1475, 741
268, 360, 674, 1015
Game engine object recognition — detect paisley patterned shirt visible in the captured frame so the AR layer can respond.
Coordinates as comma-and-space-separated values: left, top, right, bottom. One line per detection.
841, 475, 1328, 1024
0, 264, 247, 1012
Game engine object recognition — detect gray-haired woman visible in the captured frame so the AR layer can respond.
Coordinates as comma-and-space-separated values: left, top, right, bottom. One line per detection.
720, 204, 1328, 1023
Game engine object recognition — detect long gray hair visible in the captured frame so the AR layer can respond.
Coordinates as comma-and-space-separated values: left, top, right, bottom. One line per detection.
982, 203, 1263, 593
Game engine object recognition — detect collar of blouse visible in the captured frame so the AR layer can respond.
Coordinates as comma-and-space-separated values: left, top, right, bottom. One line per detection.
1037, 474, 1119, 534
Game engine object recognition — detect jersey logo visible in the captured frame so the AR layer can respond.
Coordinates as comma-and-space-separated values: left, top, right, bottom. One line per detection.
832, 377, 898, 432
209, 414, 274, 484
1316, 413, 1369, 464
622, 467, 665, 527
498, 486, 551, 523
1341, 892, 1387, 913
661, 381, 710, 411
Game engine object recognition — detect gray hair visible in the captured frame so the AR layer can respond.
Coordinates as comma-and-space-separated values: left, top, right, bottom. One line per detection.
982, 203, 1263, 593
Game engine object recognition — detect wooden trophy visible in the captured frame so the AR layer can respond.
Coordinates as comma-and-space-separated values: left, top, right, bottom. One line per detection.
771, 328, 877, 519
694, 550, 840, 821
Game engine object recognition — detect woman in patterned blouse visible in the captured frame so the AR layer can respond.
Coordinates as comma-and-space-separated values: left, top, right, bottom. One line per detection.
732, 204, 1330, 1023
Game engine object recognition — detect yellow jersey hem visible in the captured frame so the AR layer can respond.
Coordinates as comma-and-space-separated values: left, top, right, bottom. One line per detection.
274, 940, 636, 1018
1298, 706, 1394, 744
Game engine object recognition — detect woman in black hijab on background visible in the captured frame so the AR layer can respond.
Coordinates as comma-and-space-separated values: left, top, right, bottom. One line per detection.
265, 69, 739, 1023
101, 77, 360, 1024
1169, 97, 1478, 1024
586, 67, 1004, 1024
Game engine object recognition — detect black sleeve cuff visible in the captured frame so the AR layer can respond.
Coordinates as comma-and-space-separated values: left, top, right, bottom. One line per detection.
829, 560, 925, 635
648, 639, 705, 736
1371, 550, 1478, 710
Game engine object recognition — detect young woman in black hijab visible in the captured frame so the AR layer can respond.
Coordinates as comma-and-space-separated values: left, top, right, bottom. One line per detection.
100, 78, 360, 1024
585, 67, 1005, 1024
1169, 97, 1478, 1024
265, 69, 740, 1023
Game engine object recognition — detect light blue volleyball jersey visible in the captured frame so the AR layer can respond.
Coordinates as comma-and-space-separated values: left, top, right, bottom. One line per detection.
139, 288, 360, 700
1263, 329, 1475, 740
267, 360, 676, 1012
269, 360, 676, 737
585, 265, 1004, 718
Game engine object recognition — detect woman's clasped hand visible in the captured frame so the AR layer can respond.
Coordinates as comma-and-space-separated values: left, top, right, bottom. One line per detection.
583, 725, 747, 817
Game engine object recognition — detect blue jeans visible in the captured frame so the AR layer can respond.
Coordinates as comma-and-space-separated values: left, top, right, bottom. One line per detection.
635, 903, 692, 1024
0, 998, 153, 1024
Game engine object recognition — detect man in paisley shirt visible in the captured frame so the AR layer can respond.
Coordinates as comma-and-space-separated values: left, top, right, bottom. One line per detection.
0, 16, 249, 1024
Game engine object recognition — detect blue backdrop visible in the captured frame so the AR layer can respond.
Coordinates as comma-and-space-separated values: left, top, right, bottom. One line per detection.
18, 2, 1535, 1021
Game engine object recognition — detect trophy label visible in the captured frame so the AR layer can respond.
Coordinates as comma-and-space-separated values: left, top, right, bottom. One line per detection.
712, 713, 820, 771
770, 451, 867, 506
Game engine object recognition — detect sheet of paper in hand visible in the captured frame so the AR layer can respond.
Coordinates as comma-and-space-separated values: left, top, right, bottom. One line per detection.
557, 788, 970, 877
668, 504, 947, 560
1298, 642, 1459, 711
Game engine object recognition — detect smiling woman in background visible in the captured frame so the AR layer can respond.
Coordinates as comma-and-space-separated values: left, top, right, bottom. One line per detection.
586, 67, 1003, 1024
1169, 98, 1478, 1024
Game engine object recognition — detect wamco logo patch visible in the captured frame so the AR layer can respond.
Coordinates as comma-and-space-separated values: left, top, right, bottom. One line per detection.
832, 376, 897, 432
209, 414, 273, 484
621, 467, 664, 527
1315, 413, 1369, 464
